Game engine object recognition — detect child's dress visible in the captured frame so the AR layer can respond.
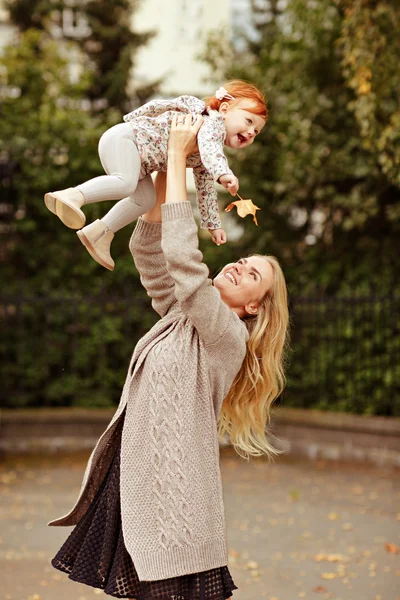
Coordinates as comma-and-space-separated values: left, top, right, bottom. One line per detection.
121, 95, 234, 231
51, 406, 238, 600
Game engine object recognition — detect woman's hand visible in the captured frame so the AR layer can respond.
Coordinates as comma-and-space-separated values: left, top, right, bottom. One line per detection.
166, 114, 203, 205
168, 114, 204, 158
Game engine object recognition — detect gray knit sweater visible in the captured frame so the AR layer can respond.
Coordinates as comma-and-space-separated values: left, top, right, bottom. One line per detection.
48, 202, 248, 581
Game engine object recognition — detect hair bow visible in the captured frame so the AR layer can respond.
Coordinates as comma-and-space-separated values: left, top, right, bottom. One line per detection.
215, 87, 235, 101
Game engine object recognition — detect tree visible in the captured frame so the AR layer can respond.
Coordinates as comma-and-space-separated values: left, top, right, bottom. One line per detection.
200, 0, 400, 295
5, 0, 159, 112
1, 0, 160, 293
0, 28, 157, 408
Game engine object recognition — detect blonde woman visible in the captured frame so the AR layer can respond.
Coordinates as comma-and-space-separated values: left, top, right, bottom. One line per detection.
48, 114, 290, 600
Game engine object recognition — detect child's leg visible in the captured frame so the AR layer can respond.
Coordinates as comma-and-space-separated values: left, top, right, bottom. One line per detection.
77, 123, 142, 203
44, 123, 142, 229
75, 175, 157, 271
100, 174, 157, 233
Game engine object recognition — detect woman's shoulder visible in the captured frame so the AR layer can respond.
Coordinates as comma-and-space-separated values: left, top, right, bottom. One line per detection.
206, 311, 249, 353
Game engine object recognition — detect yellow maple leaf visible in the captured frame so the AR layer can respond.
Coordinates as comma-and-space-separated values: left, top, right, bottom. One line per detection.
225, 195, 261, 225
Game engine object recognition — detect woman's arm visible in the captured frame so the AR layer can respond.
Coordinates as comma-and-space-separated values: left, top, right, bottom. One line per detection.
160, 115, 248, 346
142, 171, 167, 223
165, 114, 201, 205
131, 114, 200, 317
130, 172, 176, 318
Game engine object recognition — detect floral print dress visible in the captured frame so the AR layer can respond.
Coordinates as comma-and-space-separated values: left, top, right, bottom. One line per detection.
123, 95, 234, 231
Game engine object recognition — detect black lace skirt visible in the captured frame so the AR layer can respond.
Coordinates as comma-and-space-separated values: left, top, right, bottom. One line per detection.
51, 410, 238, 599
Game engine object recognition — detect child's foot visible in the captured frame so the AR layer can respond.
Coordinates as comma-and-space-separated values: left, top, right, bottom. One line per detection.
44, 188, 86, 229
77, 220, 115, 271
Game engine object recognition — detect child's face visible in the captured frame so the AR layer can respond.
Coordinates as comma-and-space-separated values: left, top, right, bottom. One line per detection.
219, 100, 266, 149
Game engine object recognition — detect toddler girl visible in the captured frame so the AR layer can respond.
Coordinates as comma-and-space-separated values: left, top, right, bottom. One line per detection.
44, 79, 267, 270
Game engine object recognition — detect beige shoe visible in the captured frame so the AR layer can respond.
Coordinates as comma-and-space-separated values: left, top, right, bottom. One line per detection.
76, 220, 115, 271
44, 187, 86, 229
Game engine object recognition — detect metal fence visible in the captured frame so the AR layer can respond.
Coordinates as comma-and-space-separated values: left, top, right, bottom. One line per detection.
286, 295, 400, 416
1, 293, 399, 416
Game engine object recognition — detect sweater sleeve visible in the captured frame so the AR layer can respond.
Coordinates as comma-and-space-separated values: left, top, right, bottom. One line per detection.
161, 202, 239, 346
197, 116, 234, 182
130, 217, 177, 318
123, 98, 178, 122
123, 95, 205, 122
192, 165, 222, 230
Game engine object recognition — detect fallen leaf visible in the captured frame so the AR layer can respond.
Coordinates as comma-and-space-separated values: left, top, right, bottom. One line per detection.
313, 586, 328, 593
251, 569, 260, 577
225, 196, 261, 225
321, 572, 336, 579
385, 542, 400, 554
314, 553, 349, 563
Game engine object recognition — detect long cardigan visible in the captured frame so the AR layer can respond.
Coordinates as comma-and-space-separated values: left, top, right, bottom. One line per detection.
48, 202, 249, 581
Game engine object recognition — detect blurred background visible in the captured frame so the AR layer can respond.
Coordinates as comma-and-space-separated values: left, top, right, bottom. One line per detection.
1, 3, 400, 600
0, 0, 399, 416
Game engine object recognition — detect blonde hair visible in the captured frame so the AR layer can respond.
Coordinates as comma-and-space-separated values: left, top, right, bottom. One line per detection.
217, 255, 290, 461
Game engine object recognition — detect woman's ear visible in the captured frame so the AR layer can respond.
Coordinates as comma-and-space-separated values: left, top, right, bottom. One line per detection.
218, 101, 230, 115
245, 302, 259, 316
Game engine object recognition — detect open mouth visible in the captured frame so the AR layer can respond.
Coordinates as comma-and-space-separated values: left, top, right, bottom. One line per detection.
237, 133, 247, 144
224, 271, 237, 285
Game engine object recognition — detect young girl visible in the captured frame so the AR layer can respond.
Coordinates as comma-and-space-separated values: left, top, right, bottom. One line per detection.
44, 80, 267, 270
48, 113, 289, 600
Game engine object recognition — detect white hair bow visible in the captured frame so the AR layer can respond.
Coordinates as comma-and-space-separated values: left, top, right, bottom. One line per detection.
215, 86, 235, 101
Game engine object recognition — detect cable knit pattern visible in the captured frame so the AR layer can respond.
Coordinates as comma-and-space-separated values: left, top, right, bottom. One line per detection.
48, 202, 248, 582
148, 333, 194, 550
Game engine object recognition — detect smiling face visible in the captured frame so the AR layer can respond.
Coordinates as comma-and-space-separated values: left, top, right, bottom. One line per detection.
219, 99, 266, 149
213, 256, 274, 317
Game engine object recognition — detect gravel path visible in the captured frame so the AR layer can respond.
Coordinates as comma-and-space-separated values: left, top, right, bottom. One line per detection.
1, 448, 399, 600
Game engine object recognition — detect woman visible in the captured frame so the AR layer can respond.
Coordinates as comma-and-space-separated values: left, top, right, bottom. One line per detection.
48, 114, 289, 600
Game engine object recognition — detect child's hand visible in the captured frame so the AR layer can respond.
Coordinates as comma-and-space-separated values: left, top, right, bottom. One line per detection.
209, 228, 227, 246
218, 173, 239, 196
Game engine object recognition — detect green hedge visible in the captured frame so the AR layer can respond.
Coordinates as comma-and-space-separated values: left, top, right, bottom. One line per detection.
1, 293, 399, 416
285, 296, 400, 416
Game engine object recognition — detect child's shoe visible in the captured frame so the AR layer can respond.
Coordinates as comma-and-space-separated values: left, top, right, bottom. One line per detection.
76, 220, 115, 271
44, 188, 86, 229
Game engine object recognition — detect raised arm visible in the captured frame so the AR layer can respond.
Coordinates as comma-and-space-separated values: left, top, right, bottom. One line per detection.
129, 173, 177, 318
161, 115, 245, 346
192, 165, 222, 230
196, 114, 233, 181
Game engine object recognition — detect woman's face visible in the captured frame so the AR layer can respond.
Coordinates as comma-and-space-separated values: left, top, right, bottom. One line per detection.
213, 256, 274, 317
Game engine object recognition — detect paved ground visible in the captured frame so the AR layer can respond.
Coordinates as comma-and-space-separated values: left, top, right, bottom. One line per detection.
1, 448, 399, 600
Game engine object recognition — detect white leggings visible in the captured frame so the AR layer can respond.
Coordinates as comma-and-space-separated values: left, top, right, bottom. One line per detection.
76, 123, 156, 233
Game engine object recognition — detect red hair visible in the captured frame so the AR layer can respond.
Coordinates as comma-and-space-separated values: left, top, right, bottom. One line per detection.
204, 80, 268, 120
